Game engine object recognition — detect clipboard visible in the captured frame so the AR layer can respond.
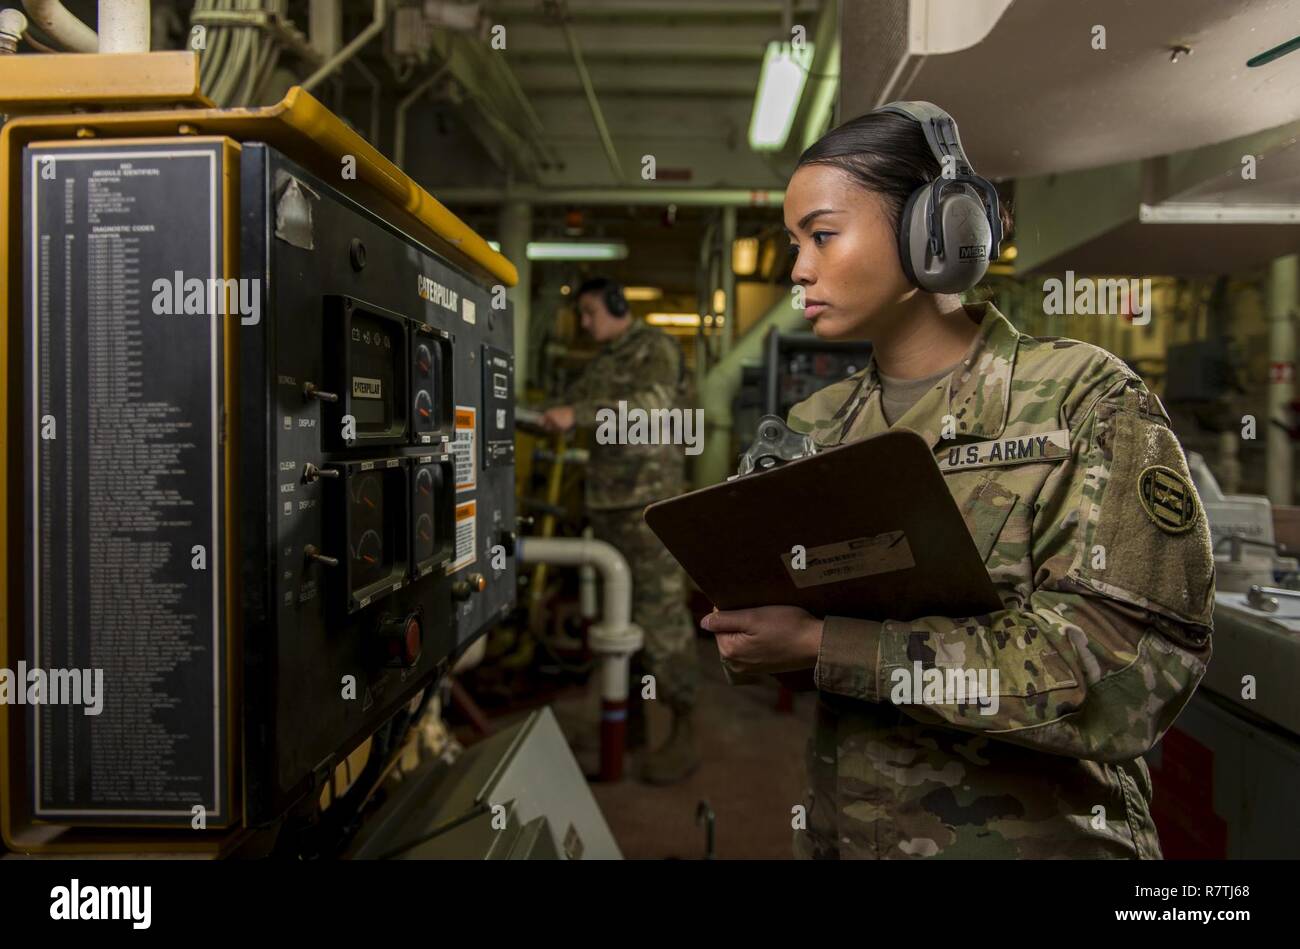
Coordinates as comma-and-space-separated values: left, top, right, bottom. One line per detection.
644, 429, 1003, 623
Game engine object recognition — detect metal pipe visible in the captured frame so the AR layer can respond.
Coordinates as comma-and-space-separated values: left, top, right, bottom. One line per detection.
1268, 254, 1298, 505
308, 0, 341, 56
493, 51, 565, 170
496, 0, 818, 14
350, 56, 383, 148
0, 9, 27, 54
720, 205, 736, 357
498, 199, 533, 391
437, 186, 784, 206
695, 217, 716, 389
518, 536, 643, 782
579, 526, 597, 620
394, 63, 451, 170
98, 0, 149, 53
302, 0, 386, 93
558, 13, 623, 182
21, 0, 97, 51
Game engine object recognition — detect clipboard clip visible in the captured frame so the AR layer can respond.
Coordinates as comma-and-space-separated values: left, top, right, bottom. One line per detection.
732, 415, 819, 478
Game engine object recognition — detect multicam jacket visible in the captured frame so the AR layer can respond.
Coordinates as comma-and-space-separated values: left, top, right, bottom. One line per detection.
786, 301, 1214, 858
564, 320, 690, 511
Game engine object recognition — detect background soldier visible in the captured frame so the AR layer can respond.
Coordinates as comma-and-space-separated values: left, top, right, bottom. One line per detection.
541, 277, 700, 784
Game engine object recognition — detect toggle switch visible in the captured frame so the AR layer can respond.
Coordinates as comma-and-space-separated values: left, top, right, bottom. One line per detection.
304, 544, 339, 568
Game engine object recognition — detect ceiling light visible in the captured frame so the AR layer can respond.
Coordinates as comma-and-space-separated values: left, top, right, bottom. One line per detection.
526, 241, 628, 261
749, 41, 814, 151
646, 312, 702, 327
732, 237, 759, 276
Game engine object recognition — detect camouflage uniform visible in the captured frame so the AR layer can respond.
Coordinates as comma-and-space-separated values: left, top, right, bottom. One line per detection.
784, 301, 1214, 859
565, 320, 698, 711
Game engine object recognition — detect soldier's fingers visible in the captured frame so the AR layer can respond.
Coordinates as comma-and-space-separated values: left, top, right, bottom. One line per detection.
713, 631, 749, 664
701, 609, 753, 633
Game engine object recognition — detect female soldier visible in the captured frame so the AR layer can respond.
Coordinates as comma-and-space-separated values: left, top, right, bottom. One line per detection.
701, 103, 1214, 859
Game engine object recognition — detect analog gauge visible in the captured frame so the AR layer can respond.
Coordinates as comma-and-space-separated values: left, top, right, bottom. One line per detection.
351, 474, 381, 511
415, 466, 433, 498
415, 343, 433, 378
349, 473, 386, 593
352, 528, 384, 587
414, 390, 433, 427
414, 514, 434, 564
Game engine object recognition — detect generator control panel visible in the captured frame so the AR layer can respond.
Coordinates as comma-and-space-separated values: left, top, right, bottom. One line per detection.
17, 136, 517, 834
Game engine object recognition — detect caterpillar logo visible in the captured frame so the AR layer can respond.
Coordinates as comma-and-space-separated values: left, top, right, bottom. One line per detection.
352, 376, 383, 399
959, 244, 987, 260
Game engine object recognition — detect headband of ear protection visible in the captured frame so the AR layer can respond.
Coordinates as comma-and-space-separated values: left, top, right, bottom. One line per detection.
873, 101, 1002, 293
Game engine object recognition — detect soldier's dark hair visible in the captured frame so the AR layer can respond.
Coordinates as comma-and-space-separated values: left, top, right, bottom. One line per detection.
795, 111, 1013, 238
574, 277, 629, 317
575, 276, 616, 300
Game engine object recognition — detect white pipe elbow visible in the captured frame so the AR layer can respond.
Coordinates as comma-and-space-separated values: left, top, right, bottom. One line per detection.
21, 0, 98, 52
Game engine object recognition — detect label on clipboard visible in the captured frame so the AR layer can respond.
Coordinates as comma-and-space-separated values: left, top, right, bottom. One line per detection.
781, 530, 915, 588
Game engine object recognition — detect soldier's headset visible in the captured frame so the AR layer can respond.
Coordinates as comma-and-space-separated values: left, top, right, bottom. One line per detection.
871, 101, 1003, 293
603, 280, 629, 317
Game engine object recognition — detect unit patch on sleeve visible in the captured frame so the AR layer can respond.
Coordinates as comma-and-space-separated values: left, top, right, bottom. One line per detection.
1138, 464, 1199, 534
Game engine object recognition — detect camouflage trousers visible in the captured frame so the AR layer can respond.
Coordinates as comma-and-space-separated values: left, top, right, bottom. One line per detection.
793, 697, 1165, 859
588, 506, 699, 712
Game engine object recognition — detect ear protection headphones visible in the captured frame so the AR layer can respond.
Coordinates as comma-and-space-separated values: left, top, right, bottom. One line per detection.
579, 277, 629, 317
604, 281, 629, 317
872, 101, 1002, 293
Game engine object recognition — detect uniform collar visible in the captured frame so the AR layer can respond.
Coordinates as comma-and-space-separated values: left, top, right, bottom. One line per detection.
604, 319, 647, 354
834, 301, 1019, 449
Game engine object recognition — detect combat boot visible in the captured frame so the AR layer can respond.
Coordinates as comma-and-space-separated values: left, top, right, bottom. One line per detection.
640, 707, 699, 785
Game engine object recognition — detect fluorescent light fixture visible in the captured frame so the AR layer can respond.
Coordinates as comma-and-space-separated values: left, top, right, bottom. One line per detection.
749, 40, 814, 151
1139, 202, 1300, 224
646, 312, 702, 327
732, 236, 759, 275
623, 286, 663, 301
526, 240, 629, 261
712, 288, 726, 314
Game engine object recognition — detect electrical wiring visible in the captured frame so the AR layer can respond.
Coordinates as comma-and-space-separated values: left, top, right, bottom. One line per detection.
193, 0, 289, 107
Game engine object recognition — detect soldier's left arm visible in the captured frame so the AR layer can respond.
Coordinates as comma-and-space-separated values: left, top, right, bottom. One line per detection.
814, 372, 1215, 763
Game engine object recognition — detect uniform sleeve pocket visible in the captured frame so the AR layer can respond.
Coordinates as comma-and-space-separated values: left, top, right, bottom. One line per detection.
1073, 407, 1214, 629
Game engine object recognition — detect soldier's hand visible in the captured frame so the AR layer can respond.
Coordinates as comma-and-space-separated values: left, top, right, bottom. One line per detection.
700, 605, 824, 676
540, 405, 576, 433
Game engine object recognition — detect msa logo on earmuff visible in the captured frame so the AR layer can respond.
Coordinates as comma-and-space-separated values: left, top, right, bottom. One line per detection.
873, 101, 1003, 294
